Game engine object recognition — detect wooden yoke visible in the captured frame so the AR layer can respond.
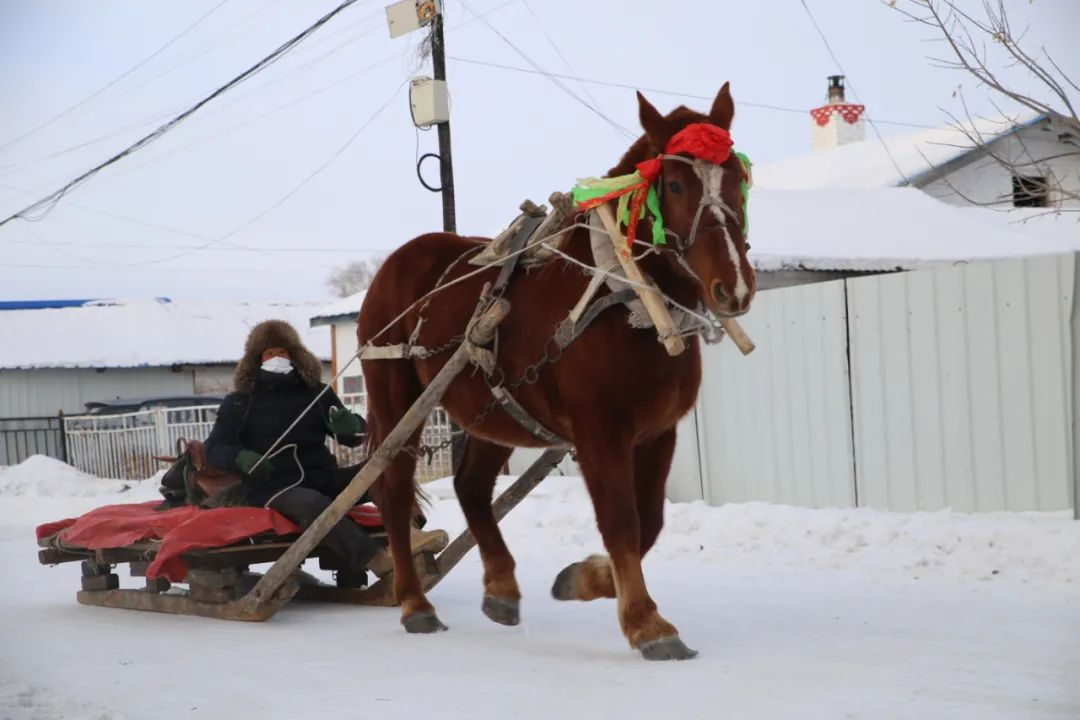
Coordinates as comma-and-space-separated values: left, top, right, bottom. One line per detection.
594, 204, 686, 356
594, 204, 755, 357
239, 288, 510, 615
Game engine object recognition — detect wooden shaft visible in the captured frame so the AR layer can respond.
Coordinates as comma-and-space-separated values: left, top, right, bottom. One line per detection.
594, 204, 686, 356
240, 295, 510, 614
720, 317, 755, 355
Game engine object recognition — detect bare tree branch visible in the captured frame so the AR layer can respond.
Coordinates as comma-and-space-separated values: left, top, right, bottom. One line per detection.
889, 0, 1080, 214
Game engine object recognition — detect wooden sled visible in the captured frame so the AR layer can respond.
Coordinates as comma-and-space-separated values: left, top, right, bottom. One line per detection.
38, 289, 568, 622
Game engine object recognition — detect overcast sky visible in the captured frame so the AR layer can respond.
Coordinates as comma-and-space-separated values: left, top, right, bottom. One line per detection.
0, 0, 1076, 304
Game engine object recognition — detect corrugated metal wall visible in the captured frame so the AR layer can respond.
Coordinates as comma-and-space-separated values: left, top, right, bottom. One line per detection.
848, 255, 1074, 512
692, 279, 857, 508
0, 368, 198, 417
684, 253, 1075, 513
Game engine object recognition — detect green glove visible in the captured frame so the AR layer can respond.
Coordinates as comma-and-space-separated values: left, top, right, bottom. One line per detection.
235, 449, 273, 481
327, 406, 364, 436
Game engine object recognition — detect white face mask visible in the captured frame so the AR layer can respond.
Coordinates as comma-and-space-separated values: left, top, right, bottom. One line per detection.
261, 356, 293, 374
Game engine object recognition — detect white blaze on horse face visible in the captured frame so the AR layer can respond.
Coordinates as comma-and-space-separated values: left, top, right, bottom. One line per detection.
692, 161, 749, 306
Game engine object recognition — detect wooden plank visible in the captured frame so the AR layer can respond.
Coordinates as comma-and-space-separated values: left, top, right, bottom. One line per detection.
238, 293, 510, 616
594, 204, 686, 356
76, 584, 297, 622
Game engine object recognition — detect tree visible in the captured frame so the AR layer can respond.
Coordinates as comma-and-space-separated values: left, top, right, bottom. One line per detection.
891, 0, 1080, 212
326, 256, 385, 298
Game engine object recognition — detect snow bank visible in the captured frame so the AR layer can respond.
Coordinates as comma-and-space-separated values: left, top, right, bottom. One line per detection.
658, 500, 1080, 585
4, 463, 1078, 587
426, 474, 1080, 586
0, 455, 135, 498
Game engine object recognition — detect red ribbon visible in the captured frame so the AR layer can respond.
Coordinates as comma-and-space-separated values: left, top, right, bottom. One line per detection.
665, 123, 733, 165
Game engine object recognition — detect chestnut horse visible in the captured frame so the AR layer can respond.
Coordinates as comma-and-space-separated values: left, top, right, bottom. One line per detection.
357, 83, 755, 661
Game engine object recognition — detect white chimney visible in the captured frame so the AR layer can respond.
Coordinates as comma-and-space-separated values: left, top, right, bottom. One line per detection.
810, 75, 865, 150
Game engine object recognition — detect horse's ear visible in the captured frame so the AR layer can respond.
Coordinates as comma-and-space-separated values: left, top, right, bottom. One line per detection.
709, 81, 735, 130
637, 91, 672, 149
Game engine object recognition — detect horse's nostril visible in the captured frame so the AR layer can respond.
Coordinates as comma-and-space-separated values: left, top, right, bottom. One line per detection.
711, 281, 728, 306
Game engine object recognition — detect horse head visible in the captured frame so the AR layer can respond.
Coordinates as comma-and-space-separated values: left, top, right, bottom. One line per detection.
608, 83, 756, 319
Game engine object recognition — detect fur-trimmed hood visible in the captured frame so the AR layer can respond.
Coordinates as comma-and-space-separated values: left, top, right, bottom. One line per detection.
234, 319, 323, 393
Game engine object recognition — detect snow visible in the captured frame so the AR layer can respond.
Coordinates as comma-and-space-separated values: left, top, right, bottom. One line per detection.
2, 458, 1078, 718
746, 188, 1080, 272
310, 290, 366, 327
754, 111, 1044, 191
0, 298, 331, 370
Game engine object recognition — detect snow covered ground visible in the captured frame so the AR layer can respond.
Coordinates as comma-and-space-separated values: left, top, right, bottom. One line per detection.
1, 456, 1078, 719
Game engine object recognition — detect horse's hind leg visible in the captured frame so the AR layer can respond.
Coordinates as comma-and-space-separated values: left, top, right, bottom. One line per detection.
452, 436, 519, 625
363, 359, 446, 633
551, 429, 676, 604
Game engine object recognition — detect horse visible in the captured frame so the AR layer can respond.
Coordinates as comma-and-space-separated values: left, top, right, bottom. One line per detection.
356, 82, 756, 661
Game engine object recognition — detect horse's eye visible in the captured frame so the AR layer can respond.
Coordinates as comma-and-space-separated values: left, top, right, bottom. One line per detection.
668, 180, 682, 194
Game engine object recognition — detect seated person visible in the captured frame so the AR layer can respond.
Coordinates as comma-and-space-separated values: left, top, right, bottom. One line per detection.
203, 319, 444, 579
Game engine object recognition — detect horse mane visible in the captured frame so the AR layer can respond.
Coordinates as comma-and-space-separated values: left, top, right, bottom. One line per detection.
606, 105, 711, 177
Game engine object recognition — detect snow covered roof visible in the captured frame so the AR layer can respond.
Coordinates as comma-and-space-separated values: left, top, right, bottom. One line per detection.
310, 290, 365, 327
755, 111, 1047, 191
748, 188, 1080, 272
299, 191, 1077, 306
0, 298, 331, 370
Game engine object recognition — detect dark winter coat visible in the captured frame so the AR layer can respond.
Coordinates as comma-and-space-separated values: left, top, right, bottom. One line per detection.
203, 319, 364, 507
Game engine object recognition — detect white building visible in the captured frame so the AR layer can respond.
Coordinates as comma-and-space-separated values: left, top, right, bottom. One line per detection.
667, 80, 1080, 516
0, 298, 330, 419
771, 75, 1080, 210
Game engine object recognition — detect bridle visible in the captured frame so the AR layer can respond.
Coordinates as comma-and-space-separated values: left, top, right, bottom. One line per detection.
654, 153, 747, 256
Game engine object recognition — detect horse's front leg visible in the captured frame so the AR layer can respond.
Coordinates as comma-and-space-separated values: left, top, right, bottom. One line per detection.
572, 425, 696, 661
551, 429, 676, 603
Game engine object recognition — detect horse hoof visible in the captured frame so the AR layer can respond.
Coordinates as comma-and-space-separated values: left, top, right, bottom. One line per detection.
550, 563, 581, 601
638, 636, 699, 661
482, 595, 520, 626
403, 611, 448, 634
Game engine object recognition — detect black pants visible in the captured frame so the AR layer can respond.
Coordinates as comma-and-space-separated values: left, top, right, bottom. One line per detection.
267, 486, 378, 572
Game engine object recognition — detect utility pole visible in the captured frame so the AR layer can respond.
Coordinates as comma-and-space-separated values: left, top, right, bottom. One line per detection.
385, 0, 464, 471
429, 11, 456, 235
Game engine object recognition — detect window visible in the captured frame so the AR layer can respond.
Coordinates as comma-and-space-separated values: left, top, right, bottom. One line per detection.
1012, 175, 1048, 207
341, 374, 366, 412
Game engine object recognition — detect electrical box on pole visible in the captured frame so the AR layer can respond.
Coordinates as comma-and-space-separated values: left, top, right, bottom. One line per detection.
384, 0, 456, 235
409, 77, 450, 128
385, 0, 440, 39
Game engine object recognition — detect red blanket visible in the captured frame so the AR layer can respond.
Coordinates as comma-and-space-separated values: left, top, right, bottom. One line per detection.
37, 501, 384, 583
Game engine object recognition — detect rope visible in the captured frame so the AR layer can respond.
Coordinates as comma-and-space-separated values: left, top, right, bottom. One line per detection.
247, 211, 722, 472
260, 444, 306, 508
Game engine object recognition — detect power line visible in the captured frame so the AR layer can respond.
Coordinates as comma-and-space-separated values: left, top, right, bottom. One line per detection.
130, 75, 412, 267
99, 53, 401, 186
519, 0, 605, 117
0, 260, 325, 275
0, 182, 338, 270
0, 0, 519, 181
0, 0, 232, 153
0, 0, 365, 230
449, 56, 938, 130
457, 0, 636, 140
6, 237, 380, 254
0, 15, 387, 182
798, 0, 912, 181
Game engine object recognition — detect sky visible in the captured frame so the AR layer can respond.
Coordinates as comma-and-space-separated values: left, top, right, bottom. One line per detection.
0, 0, 1076, 304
